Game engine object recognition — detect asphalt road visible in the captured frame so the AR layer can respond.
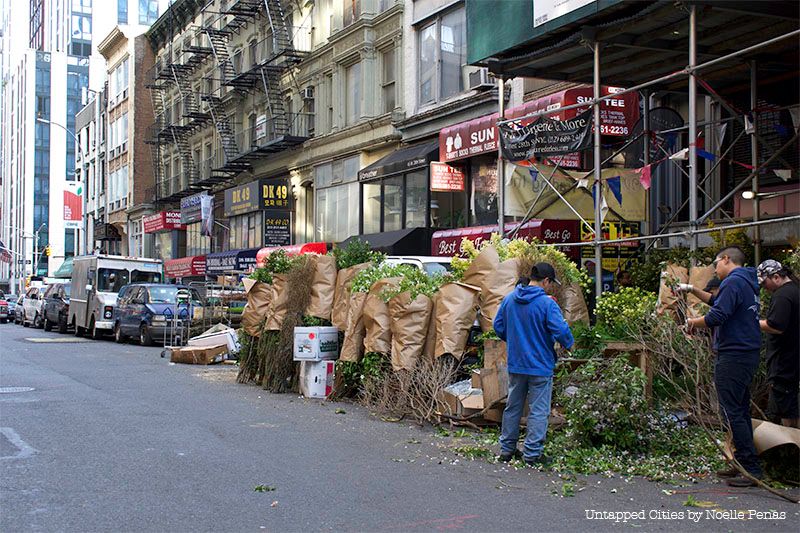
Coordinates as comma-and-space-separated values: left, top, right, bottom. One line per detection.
1, 324, 798, 532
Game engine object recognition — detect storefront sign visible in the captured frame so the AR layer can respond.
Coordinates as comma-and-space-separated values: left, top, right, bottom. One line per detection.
431, 219, 580, 258
255, 114, 267, 140
205, 248, 260, 274
430, 162, 466, 192
224, 181, 261, 217
499, 110, 593, 163
180, 192, 209, 224
64, 181, 83, 229
164, 255, 206, 278
263, 213, 292, 247
94, 223, 121, 241
534, 0, 595, 27
260, 178, 291, 210
580, 222, 641, 272
143, 211, 185, 233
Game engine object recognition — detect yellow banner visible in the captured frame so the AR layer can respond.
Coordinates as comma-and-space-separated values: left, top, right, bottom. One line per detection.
506, 164, 646, 221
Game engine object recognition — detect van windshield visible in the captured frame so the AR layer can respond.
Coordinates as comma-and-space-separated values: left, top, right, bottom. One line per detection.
131, 270, 162, 283
97, 268, 129, 292
422, 262, 451, 276
147, 286, 201, 305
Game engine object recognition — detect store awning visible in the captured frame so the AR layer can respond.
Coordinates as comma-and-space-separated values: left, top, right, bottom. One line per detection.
342, 227, 432, 256
164, 255, 206, 279
206, 247, 260, 274
53, 256, 74, 278
255, 242, 328, 267
358, 140, 439, 182
431, 220, 581, 258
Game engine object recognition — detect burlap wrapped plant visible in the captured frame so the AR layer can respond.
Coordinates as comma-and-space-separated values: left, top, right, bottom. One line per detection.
331, 262, 372, 330
433, 282, 480, 360
362, 277, 402, 354
240, 278, 273, 337
388, 291, 434, 371
339, 292, 368, 362
306, 254, 337, 320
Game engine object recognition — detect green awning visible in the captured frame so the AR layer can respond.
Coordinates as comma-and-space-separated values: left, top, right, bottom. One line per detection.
54, 256, 74, 278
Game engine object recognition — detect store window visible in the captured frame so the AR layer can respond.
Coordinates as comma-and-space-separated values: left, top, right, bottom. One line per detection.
417, 6, 466, 106
315, 155, 360, 242
186, 222, 210, 256
229, 212, 263, 250
361, 171, 429, 233
470, 155, 498, 225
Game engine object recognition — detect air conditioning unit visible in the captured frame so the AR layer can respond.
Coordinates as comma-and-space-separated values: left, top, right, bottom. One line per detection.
468, 68, 493, 91
301, 86, 314, 100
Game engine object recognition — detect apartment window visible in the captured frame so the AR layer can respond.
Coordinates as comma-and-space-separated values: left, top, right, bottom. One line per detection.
345, 62, 361, 126
325, 74, 333, 132
417, 6, 466, 106
139, 0, 159, 25
249, 40, 259, 67
118, 0, 128, 24
382, 48, 395, 114
343, 0, 361, 28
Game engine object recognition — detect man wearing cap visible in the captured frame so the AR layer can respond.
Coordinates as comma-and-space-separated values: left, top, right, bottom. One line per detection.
686, 246, 762, 487
757, 259, 799, 428
493, 262, 574, 467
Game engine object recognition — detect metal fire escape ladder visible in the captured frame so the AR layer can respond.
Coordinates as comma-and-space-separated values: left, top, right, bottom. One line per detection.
263, 0, 295, 60
203, 28, 237, 84
204, 94, 243, 168
170, 64, 199, 117
170, 127, 198, 195
259, 66, 288, 136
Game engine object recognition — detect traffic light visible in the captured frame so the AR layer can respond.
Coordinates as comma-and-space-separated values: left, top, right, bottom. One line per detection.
44, 245, 51, 257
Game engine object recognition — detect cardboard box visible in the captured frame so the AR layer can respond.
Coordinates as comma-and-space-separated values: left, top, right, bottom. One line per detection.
470, 369, 482, 389
299, 360, 335, 399
481, 367, 509, 408
188, 326, 240, 353
440, 379, 484, 417
293, 326, 339, 361
169, 344, 228, 365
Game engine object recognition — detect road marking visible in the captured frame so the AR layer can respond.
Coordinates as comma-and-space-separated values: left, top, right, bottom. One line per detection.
0, 387, 35, 393
24, 337, 91, 343
0, 427, 38, 460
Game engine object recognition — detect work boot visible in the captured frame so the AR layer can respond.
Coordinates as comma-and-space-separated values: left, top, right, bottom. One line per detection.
715, 465, 739, 478
725, 475, 759, 488
525, 454, 552, 467
498, 450, 523, 462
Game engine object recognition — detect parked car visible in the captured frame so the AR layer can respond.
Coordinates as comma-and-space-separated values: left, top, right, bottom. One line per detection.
5, 295, 18, 322
13, 295, 25, 324
22, 286, 48, 328
42, 283, 71, 333
384, 256, 452, 276
0, 297, 8, 323
113, 283, 201, 346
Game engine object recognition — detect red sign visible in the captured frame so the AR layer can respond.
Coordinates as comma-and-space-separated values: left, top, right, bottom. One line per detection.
255, 242, 328, 267
164, 255, 206, 278
439, 86, 639, 163
63, 181, 83, 229
143, 211, 185, 233
430, 162, 466, 192
431, 219, 580, 259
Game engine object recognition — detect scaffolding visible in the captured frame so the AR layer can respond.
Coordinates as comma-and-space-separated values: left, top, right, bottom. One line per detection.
483, 3, 799, 298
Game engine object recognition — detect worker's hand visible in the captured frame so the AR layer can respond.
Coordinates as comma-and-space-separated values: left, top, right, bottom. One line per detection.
685, 317, 697, 334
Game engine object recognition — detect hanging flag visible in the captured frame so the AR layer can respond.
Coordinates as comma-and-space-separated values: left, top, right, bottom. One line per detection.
600, 195, 609, 223
528, 168, 539, 184
697, 149, 716, 162
669, 148, 689, 161
717, 123, 728, 144
607, 176, 623, 205
577, 178, 589, 189
774, 169, 791, 181
635, 165, 652, 190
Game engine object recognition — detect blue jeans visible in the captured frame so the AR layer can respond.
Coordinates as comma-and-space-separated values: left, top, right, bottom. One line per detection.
500, 373, 552, 460
715, 354, 762, 477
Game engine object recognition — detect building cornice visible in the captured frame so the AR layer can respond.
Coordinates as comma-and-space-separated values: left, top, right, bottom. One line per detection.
97, 27, 127, 59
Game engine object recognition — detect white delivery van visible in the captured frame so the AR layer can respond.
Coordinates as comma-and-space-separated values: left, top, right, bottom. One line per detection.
70, 255, 163, 338
384, 256, 452, 276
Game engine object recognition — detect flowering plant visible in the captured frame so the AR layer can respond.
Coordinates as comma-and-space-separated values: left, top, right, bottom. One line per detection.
595, 287, 657, 339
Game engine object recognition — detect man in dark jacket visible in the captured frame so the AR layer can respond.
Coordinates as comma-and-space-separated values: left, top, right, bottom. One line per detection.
493, 262, 574, 466
687, 246, 762, 487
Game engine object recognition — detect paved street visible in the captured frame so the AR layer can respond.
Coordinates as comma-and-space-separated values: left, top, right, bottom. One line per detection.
1, 325, 798, 532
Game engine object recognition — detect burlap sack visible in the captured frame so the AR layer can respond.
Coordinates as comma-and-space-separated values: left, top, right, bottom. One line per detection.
240, 280, 273, 337
362, 277, 402, 354
423, 292, 439, 361
434, 282, 480, 360
340, 292, 368, 362
657, 263, 689, 319
388, 291, 434, 371
462, 245, 500, 288
479, 258, 523, 331
687, 265, 715, 317
265, 273, 289, 331
331, 262, 372, 330
561, 281, 590, 325
306, 254, 337, 320
482, 339, 509, 407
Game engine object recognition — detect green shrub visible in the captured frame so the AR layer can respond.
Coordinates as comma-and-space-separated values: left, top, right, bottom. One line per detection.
349, 262, 418, 293
329, 239, 385, 270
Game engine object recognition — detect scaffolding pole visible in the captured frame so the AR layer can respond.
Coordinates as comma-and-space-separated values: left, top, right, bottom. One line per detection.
688, 5, 698, 259
751, 61, 761, 265
593, 41, 603, 299
497, 76, 506, 234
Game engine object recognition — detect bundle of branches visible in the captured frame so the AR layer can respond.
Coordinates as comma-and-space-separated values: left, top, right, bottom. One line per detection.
262, 256, 315, 393
236, 323, 279, 385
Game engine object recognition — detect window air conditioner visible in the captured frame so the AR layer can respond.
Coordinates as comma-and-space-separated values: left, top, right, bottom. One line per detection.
468, 68, 493, 91
301, 86, 314, 100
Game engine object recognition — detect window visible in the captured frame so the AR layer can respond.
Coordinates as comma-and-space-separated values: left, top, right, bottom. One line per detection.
345, 62, 361, 126
382, 48, 395, 114
343, 0, 361, 28
361, 172, 427, 234
417, 6, 466, 106
325, 73, 333, 132
139, 0, 159, 25
315, 155, 361, 242
70, 14, 91, 40
118, 0, 128, 24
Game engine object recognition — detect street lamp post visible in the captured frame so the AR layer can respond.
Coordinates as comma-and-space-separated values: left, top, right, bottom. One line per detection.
36, 117, 89, 256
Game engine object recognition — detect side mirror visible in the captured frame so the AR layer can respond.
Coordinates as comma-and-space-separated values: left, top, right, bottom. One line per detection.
85, 284, 93, 292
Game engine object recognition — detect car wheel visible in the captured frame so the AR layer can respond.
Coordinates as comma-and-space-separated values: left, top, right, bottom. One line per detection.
139, 324, 154, 346
89, 318, 102, 340
33, 313, 43, 329
22, 314, 30, 327
58, 314, 68, 334
114, 323, 126, 344
43, 316, 52, 331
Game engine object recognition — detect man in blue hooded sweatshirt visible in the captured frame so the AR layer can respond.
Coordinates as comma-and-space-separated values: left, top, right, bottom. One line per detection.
687, 246, 762, 487
493, 262, 574, 466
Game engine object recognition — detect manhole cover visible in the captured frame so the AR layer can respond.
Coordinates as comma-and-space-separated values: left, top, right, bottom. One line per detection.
0, 387, 35, 394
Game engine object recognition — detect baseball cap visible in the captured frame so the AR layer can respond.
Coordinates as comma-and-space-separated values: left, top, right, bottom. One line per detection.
531, 262, 561, 285
757, 259, 783, 285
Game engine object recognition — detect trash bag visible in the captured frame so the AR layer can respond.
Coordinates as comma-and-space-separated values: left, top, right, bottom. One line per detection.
265, 273, 289, 331
479, 258, 522, 331
331, 262, 372, 330
388, 291, 434, 371
434, 282, 480, 360
240, 280, 273, 337
307, 254, 338, 320
561, 281, 590, 325
340, 292, 368, 362
362, 277, 402, 354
